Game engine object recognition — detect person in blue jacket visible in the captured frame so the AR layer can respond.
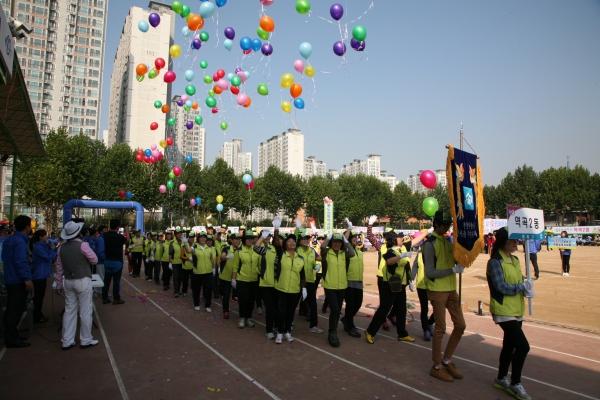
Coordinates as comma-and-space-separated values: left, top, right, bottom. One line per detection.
29, 229, 57, 323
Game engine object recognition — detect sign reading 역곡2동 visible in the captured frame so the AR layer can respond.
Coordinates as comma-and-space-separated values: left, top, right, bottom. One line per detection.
507, 206, 545, 240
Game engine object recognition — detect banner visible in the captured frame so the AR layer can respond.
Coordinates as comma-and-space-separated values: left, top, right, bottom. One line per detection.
483, 219, 508, 234
545, 226, 600, 235
548, 237, 577, 250
0, 4, 14, 78
323, 197, 334, 233
446, 145, 485, 266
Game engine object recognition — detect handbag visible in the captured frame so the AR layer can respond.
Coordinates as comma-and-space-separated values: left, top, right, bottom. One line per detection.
388, 275, 403, 293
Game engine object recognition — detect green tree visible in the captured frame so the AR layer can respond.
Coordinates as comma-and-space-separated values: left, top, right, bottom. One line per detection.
335, 174, 391, 224
252, 166, 305, 222
538, 167, 570, 224
304, 174, 340, 225
388, 182, 413, 224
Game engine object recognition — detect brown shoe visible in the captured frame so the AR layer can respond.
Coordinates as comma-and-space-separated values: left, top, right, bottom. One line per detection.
444, 362, 463, 379
113, 299, 125, 305
430, 366, 454, 382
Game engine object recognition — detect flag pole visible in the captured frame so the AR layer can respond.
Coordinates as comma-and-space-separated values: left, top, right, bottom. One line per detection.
458, 123, 463, 306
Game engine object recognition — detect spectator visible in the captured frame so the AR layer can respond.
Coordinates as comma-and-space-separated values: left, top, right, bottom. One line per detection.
528, 239, 541, 280
93, 225, 107, 298
102, 219, 128, 305
29, 229, 57, 323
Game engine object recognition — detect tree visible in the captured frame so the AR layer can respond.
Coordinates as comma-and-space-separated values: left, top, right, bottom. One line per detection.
304, 174, 339, 225
538, 167, 570, 224
252, 165, 305, 222
388, 182, 413, 224
335, 174, 391, 224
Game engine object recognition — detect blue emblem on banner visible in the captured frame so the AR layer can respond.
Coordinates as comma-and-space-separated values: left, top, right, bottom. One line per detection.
463, 187, 474, 211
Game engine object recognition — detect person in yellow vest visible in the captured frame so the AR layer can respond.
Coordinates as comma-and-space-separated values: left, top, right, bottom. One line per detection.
153, 231, 164, 286
313, 233, 327, 313
219, 233, 241, 320
233, 231, 260, 329
320, 230, 355, 347
188, 232, 215, 312
207, 224, 221, 299
365, 230, 414, 343
296, 228, 324, 334
340, 227, 364, 338
487, 227, 534, 400
253, 227, 280, 339
156, 230, 173, 291
169, 229, 185, 297
143, 232, 158, 282
423, 210, 466, 383
129, 229, 144, 278
179, 232, 196, 298
411, 247, 436, 341
205, 234, 218, 300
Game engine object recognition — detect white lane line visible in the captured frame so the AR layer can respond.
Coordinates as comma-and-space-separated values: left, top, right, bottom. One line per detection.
93, 303, 129, 400
123, 279, 280, 400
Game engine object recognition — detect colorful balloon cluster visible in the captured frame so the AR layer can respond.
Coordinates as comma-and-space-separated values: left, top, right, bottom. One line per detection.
190, 196, 202, 206
242, 173, 255, 190
216, 194, 224, 212
118, 190, 133, 199
135, 140, 172, 164
420, 170, 439, 217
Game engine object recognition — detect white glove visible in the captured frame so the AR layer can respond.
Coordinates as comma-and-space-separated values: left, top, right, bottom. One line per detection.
452, 264, 465, 274
129, 244, 135, 249
261, 230, 269, 239
400, 252, 412, 259
524, 288, 535, 298
302, 287, 307, 300
427, 227, 434, 234
314, 264, 321, 273
145, 258, 149, 263
168, 263, 173, 270
206, 214, 212, 220
343, 236, 349, 244
368, 215, 377, 225
409, 281, 415, 292
295, 219, 302, 228
226, 253, 234, 259
212, 268, 217, 276
273, 216, 282, 229
522, 279, 534, 291
345, 218, 353, 229
231, 278, 237, 288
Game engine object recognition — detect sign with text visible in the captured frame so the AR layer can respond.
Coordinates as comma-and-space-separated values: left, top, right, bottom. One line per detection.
545, 226, 600, 235
0, 4, 14, 78
507, 206, 545, 240
483, 219, 508, 234
547, 237, 577, 250
323, 197, 334, 233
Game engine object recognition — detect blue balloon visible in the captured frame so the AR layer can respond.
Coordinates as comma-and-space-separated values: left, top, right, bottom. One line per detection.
294, 98, 305, 109
242, 173, 252, 184
144, 149, 152, 157
226, 72, 234, 82
186, 155, 193, 163
215, 0, 227, 7
216, 204, 224, 212
138, 20, 149, 32
251, 38, 262, 52
244, 70, 251, 80
195, 197, 201, 205
181, 26, 190, 37
199, 1, 215, 18
299, 42, 313, 59
223, 39, 233, 51
125, 191, 133, 199
185, 100, 193, 108
184, 70, 195, 82
239, 36, 252, 51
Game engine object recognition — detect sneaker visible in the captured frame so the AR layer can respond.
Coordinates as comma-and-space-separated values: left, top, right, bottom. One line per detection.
257, 307, 263, 315
382, 322, 391, 332
430, 366, 454, 382
365, 331, 375, 344
509, 383, 531, 400
174, 293, 179, 298
80, 339, 99, 349
223, 312, 230, 320
309, 326, 324, 334
194, 306, 201, 311
102, 299, 111, 304
266, 332, 275, 340
245, 318, 254, 328
443, 362, 463, 379
112, 299, 125, 305
147, 277, 152, 281
398, 335, 415, 342
238, 318, 245, 329
340, 316, 349, 332
284, 332, 294, 342
205, 307, 212, 313
493, 376, 511, 393
305, 313, 311, 322
328, 331, 340, 347
424, 330, 432, 341
182, 293, 187, 298
275, 333, 283, 344
428, 324, 435, 336
566, 273, 569, 276
387, 315, 397, 326
348, 327, 361, 338
562, 272, 566, 276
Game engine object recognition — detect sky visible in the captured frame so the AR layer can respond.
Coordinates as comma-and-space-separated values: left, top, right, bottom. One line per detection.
99, 0, 600, 186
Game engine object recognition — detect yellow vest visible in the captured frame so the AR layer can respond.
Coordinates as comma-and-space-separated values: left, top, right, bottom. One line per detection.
219, 246, 239, 282
382, 248, 410, 284
424, 233, 456, 292
236, 245, 260, 282
377, 243, 388, 277
182, 246, 194, 270
347, 246, 364, 282
275, 251, 304, 294
416, 253, 426, 290
170, 240, 183, 265
159, 239, 172, 262
488, 252, 525, 317
130, 237, 144, 253
193, 245, 213, 275
297, 246, 317, 283
322, 249, 348, 290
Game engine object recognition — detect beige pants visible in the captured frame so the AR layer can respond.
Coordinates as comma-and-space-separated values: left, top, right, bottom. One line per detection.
427, 290, 466, 365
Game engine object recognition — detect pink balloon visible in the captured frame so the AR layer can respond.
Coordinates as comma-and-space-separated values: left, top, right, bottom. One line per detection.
152, 149, 160, 158
420, 170, 437, 189
190, 198, 196, 206
180, 94, 189, 102
260, 0, 274, 5
159, 185, 167, 194
194, 34, 200, 40
179, 183, 187, 192
236, 71, 246, 83
293, 59, 304, 74
151, 144, 157, 150
217, 79, 229, 90
163, 70, 176, 83
237, 93, 248, 105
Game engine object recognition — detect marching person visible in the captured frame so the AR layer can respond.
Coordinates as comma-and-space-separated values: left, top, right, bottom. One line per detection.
233, 231, 260, 329
423, 210, 466, 382
30, 229, 57, 324
295, 227, 324, 334
128, 229, 144, 278
179, 232, 196, 298
156, 230, 173, 291
341, 222, 365, 339
102, 219, 128, 305
254, 227, 279, 339
153, 232, 165, 286
488, 227, 534, 400
170, 229, 185, 298
412, 247, 435, 341
55, 221, 99, 350
143, 232, 158, 282
190, 232, 215, 312
219, 233, 242, 320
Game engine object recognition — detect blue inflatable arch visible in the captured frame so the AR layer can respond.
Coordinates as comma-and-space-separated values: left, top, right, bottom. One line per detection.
63, 199, 145, 234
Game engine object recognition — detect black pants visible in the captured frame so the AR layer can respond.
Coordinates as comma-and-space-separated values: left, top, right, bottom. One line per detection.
498, 320, 530, 385
191, 273, 212, 307
219, 279, 232, 313
212, 274, 220, 298
417, 288, 435, 332
3, 283, 28, 345
237, 280, 258, 319
144, 258, 154, 279
305, 282, 318, 328
103, 268, 123, 300
277, 290, 301, 334
32, 279, 48, 322
255, 288, 262, 309
131, 252, 143, 276
181, 269, 192, 294
377, 276, 395, 325
343, 286, 363, 330
153, 261, 161, 283
260, 286, 278, 333
529, 253, 539, 278
172, 264, 183, 295
316, 273, 328, 310
561, 254, 571, 273
324, 289, 345, 333
367, 283, 408, 337
161, 261, 172, 288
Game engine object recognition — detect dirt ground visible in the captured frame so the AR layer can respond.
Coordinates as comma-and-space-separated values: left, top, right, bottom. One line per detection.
362, 246, 600, 332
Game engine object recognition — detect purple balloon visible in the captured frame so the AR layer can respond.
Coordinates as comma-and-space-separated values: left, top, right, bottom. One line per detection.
333, 41, 346, 56
224, 27, 235, 40
235, 67, 243, 73
350, 38, 365, 51
148, 12, 161, 28
261, 43, 273, 56
330, 4, 343, 21
177, 99, 184, 107
186, 121, 194, 130
192, 38, 201, 50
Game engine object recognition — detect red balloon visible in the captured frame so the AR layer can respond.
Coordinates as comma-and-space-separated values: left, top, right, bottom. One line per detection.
212, 73, 219, 82
173, 166, 182, 176
135, 154, 143, 162
243, 49, 251, 55
137, 149, 143, 154
157, 152, 164, 160
246, 180, 255, 190
163, 70, 176, 83
155, 57, 166, 70
217, 69, 225, 79
230, 86, 239, 95
143, 156, 150, 163
150, 156, 157, 163
166, 137, 173, 146
212, 107, 219, 114
420, 170, 437, 189
150, 122, 159, 130
119, 190, 126, 198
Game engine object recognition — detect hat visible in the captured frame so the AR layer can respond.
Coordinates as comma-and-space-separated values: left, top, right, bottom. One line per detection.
348, 229, 359, 238
384, 227, 393, 233
151, 232, 158, 236
239, 225, 247, 230
165, 230, 172, 235
188, 232, 196, 237
175, 228, 183, 233
197, 231, 207, 237
61, 221, 84, 240
495, 227, 508, 240
229, 233, 242, 240
299, 229, 311, 238
397, 232, 405, 238
384, 230, 398, 241
331, 233, 344, 241
221, 224, 228, 229
243, 231, 257, 239
317, 232, 325, 239
206, 234, 214, 240
434, 210, 452, 225
206, 223, 213, 229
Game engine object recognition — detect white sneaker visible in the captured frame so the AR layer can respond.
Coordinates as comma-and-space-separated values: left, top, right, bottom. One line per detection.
238, 318, 245, 329
284, 332, 294, 342
266, 332, 275, 340
194, 306, 201, 311
275, 333, 283, 344
309, 326, 324, 334
509, 383, 531, 400
205, 307, 212, 313
562, 272, 566, 276
257, 307, 263, 315
245, 318, 254, 328
493, 376, 511, 393
566, 273, 569, 276
80, 339, 99, 349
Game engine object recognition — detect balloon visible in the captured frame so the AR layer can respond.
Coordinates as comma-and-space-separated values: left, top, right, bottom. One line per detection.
173, 166, 182, 176
216, 204, 224, 212
181, 5, 190, 17
136, 64, 148, 76
352, 25, 367, 41
200, 60, 208, 69
244, 70, 251, 80
138, 20, 149, 32
150, 122, 158, 130
420, 170, 437, 189
161, 104, 170, 113
135, 154, 143, 162
136, 74, 145, 82
226, 72, 234, 81
216, 195, 223, 203
257, 26, 269, 40
259, 15, 274, 32
280, 73, 294, 88
192, 38, 201, 49
179, 184, 187, 192
152, 150, 159, 158
224, 27, 235, 40
150, 156, 157, 164
168, 171, 175, 179
213, 86, 222, 95
239, 36, 252, 51
164, 70, 176, 83
157, 152, 163, 161
144, 149, 151, 157
261, 43, 273, 56
216, 69, 225, 79
199, 1, 215, 18
153, 100, 162, 109
188, 14, 204, 31
422, 197, 439, 218
192, 101, 199, 109
171, 1, 183, 14
260, 0, 274, 5
159, 139, 167, 148
333, 41, 346, 56
251, 38, 262, 52
143, 156, 150, 163
195, 197, 201, 205
236, 94, 247, 106
212, 107, 219, 114
293, 59, 304, 74
330, 3, 343, 20
186, 121, 194, 130
148, 13, 160, 28
190, 198, 196, 206
230, 75, 241, 87
125, 190, 133, 199
203, 75, 213, 84
246, 180, 255, 190
295, 0, 310, 14
243, 97, 251, 108
183, 105, 191, 112
298, 42, 312, 59
212, 73, 219, 82
166, 180, 174, 190
169, 44, 181, 58
185, 84, 196, 95
159, 185, 167, 194
220, 121, 228, 130
223, 39, 233, 51
166, 137, 174, 146
230, 86, 239, 95
200, 31, 209, 42
242, 173, 252, 184
281, 101, 292, 113
167, 118, 176, 126
236, 71, 246, 83
195, 115, 203, 125
176, 99, 184, 107
181, 94, 189, 102
151, 144, 157, 151
257, 83, 269, 96
350, 38, 365, 51
186, 155, 193, 163
119, 190, 126, 198
290, 83, 302, 98
148, 69, 157, 79
215, 0, 226, 7
217, 79, 228, 90
205, 96, 217, 108
294, 98, 305, 109
181, 26, 190, 37
155, 58, 165, 70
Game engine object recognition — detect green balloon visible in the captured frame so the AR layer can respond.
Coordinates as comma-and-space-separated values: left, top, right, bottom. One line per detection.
183, 105, 190, 111
168, 171, 175, 179
352, 25, 367, 42
295, 0, 310, 14
199, 31, 209, 42
220, 122, 228, 130
208, 89, 215, 97
195, 115, 203, 125
136, 74, 145, 82
257, 26, 269, 41
154, 100, 162, 109
230, 75, 242, 87
203, 75, 213, 84
166, 180, 174, 189
167, 118, 176, 126
171, 0, 183, 14
181, 4, 190, 17
257, 83, 269, 96
205, 96, 216, 108
185, 84, 196, 96
148, 69, 158, 79
199, 60, 208, 69
422, 197, 439, 218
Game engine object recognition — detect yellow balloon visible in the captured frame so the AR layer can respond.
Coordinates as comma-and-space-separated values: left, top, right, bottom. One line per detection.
159, 139, 167, 148
281, 100, 292, 113
216, 195, 223, 203
170, 44, 181, 58
305, 65, 315, 77
280, 73, 294, 88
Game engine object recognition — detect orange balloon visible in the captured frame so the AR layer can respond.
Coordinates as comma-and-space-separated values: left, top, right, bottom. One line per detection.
290, 83, 302, 99
260, 16, 275, 32
243, 97, 251, 108
191, 102, 198, 110
213, 85, 223, 95
136, 63, 148, 76
187, 14, 204, 31
161, 104, 170, 113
